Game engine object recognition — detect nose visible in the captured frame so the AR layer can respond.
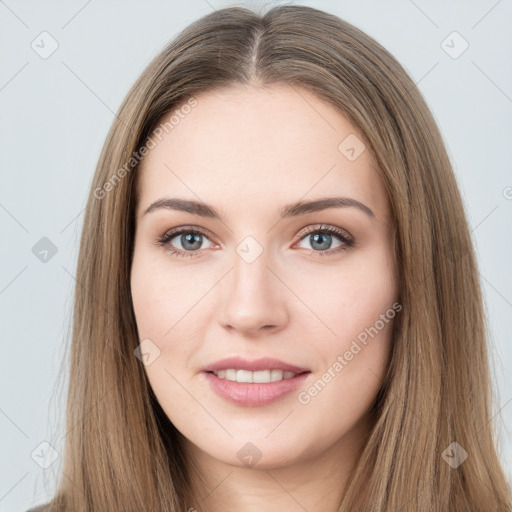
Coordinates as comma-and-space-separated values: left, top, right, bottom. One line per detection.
218, 245, 289, 336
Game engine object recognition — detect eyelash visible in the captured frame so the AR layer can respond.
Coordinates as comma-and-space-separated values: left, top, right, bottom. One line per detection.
155, 224, 355, 259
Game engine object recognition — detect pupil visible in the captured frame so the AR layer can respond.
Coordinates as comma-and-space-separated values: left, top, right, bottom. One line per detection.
311, 233, 331, 250
182, 233, 202, 250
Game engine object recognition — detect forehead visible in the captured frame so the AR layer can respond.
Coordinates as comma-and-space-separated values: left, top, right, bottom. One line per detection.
136, 84, 390, 220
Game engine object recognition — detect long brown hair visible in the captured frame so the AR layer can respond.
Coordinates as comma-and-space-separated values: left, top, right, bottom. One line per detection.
34, 4, 511, 511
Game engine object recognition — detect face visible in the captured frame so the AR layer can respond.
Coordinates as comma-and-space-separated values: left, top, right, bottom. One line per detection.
130, 84, 399, 471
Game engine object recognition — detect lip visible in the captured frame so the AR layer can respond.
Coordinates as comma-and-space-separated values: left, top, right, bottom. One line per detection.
202, 371, 311, 407
201, 356, 310, 373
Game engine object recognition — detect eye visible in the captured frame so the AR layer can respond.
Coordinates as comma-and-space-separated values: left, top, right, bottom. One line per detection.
294, 224, 355, 257
155, 226, 215, 258
155, 223, 355, 259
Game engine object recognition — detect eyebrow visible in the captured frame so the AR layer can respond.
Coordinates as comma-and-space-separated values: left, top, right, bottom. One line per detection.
142, 196, 375, 220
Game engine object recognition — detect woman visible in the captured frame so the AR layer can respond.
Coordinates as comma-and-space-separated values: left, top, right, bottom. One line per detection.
29, 4, 512, 511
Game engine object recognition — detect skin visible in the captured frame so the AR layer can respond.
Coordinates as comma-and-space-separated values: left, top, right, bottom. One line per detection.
130, 83, 399, 512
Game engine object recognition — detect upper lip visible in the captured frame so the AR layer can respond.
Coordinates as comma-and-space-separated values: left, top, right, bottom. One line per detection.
202, 357, 310, 374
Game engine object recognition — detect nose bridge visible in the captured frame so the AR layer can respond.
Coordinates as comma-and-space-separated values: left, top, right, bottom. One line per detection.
232, 238, 271, 294
219, 234, 288, 333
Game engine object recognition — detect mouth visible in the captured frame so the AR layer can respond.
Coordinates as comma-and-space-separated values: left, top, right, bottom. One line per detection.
201, 368, 312, 407
201, 356, 311, 406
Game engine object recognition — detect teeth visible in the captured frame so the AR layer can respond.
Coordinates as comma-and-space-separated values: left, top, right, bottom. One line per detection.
212, 369, 298, 383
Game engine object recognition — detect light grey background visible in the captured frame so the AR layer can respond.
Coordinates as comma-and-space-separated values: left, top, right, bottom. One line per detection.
1, 0, 511, 510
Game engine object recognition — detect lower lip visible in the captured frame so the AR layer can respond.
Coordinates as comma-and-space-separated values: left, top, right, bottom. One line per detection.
202, 371, 311, 407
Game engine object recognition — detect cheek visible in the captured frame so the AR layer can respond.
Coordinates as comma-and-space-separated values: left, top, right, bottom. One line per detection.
130, 250, 211, 381
130, 257, 162, 339
130, 256, 200, 420
295, 245, 397, 398
295, 265, 397, 439
293, 245, 398, 341
130, 247, 201, 339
